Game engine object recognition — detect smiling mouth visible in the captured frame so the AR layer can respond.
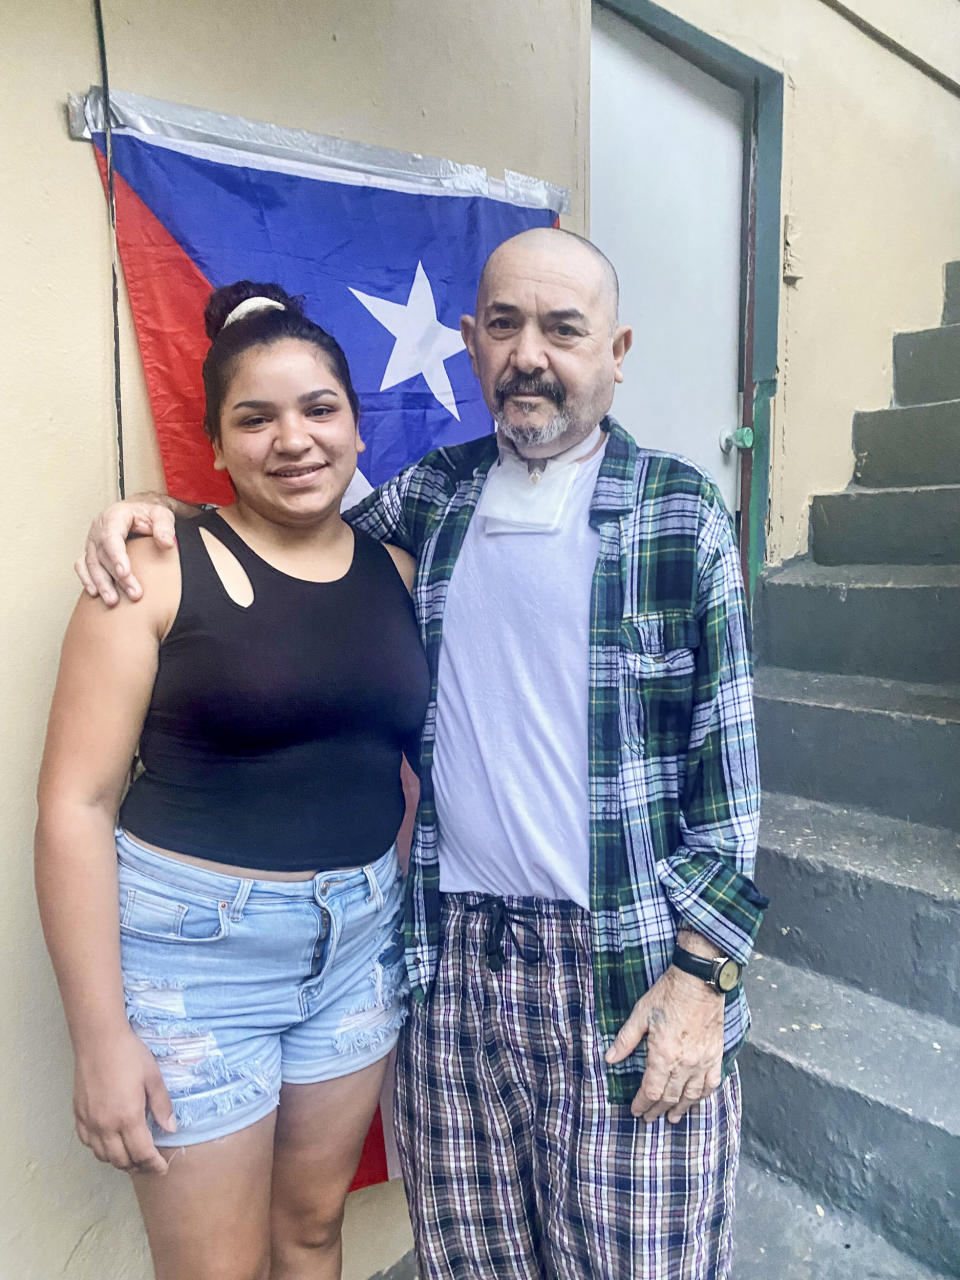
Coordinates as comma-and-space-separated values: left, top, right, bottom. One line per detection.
269, 463, 327, 478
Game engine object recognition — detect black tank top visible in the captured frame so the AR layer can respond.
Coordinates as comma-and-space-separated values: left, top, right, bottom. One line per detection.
119, 512, 429, 872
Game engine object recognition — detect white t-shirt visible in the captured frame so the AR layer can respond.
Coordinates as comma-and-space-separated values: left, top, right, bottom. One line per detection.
433, 430, 607, 906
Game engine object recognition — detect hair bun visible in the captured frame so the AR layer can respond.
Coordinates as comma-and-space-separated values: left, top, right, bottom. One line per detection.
204, 281, 305, 340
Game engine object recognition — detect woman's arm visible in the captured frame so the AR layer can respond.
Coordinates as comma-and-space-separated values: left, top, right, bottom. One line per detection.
36, 538, 180, 1174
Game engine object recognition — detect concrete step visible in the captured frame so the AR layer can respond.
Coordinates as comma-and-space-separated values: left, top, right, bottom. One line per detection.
755, 792, 960, 1022
753, 560, 960, 682
740, 955, 960, 1275
944, 262, 960, 327
733, 1159, 952, 1279
853, 399, 960, 488
810, 484, 960, 565
754, 667, 960, 829
894, 323, 960, 406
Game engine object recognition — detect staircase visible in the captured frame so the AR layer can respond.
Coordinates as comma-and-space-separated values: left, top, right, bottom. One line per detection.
734, 265, 960, 1277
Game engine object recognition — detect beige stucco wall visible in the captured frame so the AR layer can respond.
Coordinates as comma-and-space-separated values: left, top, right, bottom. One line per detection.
640, 0, 960, 560
0, 2, 587, 1276
6, 0, 959, 1273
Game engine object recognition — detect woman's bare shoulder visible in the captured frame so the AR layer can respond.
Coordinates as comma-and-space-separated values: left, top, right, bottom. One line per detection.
108, 534, 181, 636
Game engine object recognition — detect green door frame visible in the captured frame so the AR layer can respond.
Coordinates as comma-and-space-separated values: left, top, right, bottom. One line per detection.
593, 1, 783, 596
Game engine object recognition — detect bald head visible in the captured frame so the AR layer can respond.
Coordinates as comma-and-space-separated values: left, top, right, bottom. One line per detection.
461, 225, 632, 460
477, 227, 620, 328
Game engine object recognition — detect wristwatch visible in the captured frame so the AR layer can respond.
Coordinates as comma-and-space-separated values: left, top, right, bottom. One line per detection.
671, 945, 742, 994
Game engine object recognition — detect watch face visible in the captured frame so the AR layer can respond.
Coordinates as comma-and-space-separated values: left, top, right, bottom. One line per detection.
716, 959, 741, 992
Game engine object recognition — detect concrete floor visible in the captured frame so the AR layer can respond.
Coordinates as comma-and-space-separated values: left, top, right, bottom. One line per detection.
734, 1159, 949, 1280
363, 1159, 953, 1279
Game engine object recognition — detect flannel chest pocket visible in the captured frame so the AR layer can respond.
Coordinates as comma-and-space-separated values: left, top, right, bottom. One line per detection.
617, 612, 699, 754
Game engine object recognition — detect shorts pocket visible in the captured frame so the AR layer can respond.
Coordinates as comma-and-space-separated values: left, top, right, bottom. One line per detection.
120, 885, 229, 943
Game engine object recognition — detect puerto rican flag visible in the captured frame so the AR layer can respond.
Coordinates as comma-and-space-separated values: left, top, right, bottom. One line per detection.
78, 89, 562, 1189
82, 91, 560, 504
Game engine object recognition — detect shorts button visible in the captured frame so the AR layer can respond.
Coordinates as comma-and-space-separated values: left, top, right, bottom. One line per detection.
219, 901, 228, 910
319, 881, 331, 895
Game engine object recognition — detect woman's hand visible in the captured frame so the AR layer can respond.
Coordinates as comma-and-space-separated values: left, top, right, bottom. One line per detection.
73, 1028, 177, 1174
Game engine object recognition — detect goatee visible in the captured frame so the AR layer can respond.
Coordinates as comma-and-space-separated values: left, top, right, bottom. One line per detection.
495, 411, 571, 449
494, 373, 570, 449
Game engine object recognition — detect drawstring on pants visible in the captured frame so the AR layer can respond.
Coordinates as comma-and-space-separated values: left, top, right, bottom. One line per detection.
465, 896, 545, 972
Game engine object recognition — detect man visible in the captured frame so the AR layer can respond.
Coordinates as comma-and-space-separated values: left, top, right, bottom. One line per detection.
79, 228, 765, 1278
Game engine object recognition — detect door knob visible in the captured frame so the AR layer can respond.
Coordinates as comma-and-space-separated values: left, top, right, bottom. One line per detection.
719, 426, 754, 454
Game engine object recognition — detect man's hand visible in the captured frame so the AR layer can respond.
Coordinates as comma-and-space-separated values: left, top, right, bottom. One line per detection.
605, 964, 725, 1124
75, 494, 180, 605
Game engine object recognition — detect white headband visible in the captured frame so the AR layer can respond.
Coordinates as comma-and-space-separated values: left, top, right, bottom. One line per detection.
222, 297, 286, 329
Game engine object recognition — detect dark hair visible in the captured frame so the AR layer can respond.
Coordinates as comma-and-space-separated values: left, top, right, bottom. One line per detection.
201, 281, 360, 442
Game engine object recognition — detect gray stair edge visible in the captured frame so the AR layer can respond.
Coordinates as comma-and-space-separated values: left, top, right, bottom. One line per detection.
853, 398, 960, 423
755, 689, 960, 829
853, 400, 960, 488
758, 791, 960, 899
759, 559, 960, 588
893, 322, 960, 406
754, 665, 960, 720
733, 1159, 952, 1280
744, 953, 960, 1128
741, 958, 960, 1272
809, 485, 960, 565
752, 564, 960, 681
755, 793, 960, 1023
815, 482, 960, 497
894, 322, 960, 342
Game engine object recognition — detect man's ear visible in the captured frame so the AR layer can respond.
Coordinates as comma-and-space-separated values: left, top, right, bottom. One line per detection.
355, 429, 366, 456
460, 314, 480, 377
612, 325, 633, 385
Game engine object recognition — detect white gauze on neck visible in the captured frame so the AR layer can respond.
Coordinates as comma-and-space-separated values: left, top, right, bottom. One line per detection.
476, 425, 605, 534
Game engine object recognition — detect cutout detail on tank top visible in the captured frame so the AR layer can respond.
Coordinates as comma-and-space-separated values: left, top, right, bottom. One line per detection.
198, 527, 255, 608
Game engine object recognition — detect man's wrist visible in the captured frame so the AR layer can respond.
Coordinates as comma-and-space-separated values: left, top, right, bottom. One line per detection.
675, 928, 724, 960
671, 942, 742, 994
130, 492, 205, 520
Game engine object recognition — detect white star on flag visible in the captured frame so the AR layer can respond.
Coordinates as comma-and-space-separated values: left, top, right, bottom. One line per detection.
350, 262, 466, 420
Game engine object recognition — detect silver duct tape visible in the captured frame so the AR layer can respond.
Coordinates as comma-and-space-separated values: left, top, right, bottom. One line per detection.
66, 93, 90, 140
68, 86, 570, 211
503, 169, 571, 216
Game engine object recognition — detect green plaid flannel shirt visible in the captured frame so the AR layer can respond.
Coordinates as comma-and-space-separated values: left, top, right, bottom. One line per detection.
349, 418, 766, 1103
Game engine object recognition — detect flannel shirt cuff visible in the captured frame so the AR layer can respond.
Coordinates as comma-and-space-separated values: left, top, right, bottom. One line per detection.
656, 849, 768, 965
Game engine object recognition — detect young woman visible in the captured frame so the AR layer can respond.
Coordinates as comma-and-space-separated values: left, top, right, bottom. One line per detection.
35, 282, 430, 1280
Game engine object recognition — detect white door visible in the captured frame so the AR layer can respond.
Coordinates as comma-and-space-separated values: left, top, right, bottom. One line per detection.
591, 7, 745, 512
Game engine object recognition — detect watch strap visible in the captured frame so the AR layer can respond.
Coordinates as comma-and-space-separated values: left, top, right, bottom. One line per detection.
670, 945, 717, 983
671, 944, 742, 992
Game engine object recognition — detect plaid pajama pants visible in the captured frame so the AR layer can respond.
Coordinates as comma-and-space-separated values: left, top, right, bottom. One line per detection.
395, 894, 740, 1280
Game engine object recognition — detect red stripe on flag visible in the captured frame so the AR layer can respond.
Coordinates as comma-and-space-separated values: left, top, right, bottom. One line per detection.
95, 151, 233, 504
350, 1104, 389, 1191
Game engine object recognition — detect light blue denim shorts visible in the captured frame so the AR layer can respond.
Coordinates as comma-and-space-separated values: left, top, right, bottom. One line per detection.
116, 829, 408, 1146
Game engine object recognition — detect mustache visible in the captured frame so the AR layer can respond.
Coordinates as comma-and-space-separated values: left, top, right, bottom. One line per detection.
494, 375, 566, 408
